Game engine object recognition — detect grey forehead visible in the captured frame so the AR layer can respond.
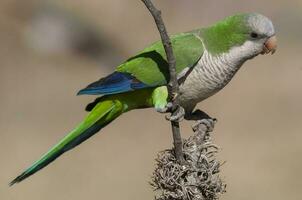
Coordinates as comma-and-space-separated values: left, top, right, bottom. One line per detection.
247, 13, 275, 36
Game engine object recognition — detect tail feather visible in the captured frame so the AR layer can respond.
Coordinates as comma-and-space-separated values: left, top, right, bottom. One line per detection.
10, 99, 123, 186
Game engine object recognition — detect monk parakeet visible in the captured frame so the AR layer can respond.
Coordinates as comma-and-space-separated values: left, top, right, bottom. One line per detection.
10, 13, 277, 185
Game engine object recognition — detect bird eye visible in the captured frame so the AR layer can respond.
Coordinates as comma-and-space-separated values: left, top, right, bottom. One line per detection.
250, 32, 258, 39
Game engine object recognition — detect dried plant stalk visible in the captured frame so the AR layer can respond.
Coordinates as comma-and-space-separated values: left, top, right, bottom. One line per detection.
151, 119, 226, 200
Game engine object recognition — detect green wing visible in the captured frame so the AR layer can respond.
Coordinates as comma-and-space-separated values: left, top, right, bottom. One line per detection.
116, 31, 204, 86
77, 31, 204, 96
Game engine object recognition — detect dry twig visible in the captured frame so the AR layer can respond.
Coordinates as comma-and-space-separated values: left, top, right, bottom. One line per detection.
151, 119, 226, 200
141, 0, 184, 163
141, 2, 225, 199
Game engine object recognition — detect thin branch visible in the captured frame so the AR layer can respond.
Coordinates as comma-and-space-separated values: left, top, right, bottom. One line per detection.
141, 0, 184, 163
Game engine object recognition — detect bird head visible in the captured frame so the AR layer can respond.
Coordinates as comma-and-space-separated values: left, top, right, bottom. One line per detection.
201, 13, 277, 60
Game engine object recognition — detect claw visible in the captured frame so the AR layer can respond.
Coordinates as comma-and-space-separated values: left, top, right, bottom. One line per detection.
165, 105, 185, 122
171, 92, 179, 101
192, 118, 217, 133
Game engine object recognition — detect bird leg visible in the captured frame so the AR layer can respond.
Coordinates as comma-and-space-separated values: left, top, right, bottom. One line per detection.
155, 102, 185, 122
165, 104, 185, 122
154, 90, 186, 122
185, 109, 217, 132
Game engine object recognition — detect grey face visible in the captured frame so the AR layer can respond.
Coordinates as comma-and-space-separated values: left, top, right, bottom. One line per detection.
247, 13, 275, 40
237, 13, 277, 58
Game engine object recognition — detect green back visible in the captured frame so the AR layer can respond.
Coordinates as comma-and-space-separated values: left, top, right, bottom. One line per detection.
200, 14, 250, 55
116, 32, 204, 86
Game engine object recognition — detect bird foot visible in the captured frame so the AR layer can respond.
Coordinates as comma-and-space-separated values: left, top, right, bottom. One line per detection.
192, 118, 217, 133
165, 104, 185, 122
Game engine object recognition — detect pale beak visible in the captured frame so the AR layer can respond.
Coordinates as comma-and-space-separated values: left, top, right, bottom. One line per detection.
261, 35, 277, 55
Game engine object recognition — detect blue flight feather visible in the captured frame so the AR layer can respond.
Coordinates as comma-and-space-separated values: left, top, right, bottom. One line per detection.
77, 72, 148, 95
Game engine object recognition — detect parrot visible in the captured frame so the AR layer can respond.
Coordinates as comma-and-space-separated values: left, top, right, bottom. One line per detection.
10, 13, 277, 185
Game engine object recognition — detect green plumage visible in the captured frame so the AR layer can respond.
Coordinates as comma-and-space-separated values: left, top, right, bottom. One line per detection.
201, 14, 250, 54
11, 13, 269, 185
8, 16, 232, 186
11, 31, 205, 186
115, 14, 251, 86
10, 89, 157, 185
117, 32, 204, 86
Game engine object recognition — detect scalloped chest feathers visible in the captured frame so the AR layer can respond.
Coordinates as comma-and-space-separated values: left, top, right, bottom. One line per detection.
178, 50, 244, 108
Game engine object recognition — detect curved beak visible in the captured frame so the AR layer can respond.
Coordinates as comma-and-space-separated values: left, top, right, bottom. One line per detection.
261, 35, 277, 55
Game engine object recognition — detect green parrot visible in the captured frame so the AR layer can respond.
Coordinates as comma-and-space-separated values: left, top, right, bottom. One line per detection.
10, 13, 277, 185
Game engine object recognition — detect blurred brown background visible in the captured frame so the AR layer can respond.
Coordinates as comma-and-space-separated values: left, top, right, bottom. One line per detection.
1, 0, 301, 200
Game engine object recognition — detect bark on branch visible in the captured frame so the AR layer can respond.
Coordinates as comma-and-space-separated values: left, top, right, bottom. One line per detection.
140, 2, 225, 199
141, 0, 184, 163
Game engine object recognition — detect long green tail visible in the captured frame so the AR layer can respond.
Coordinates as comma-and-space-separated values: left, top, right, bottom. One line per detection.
10, 98, 125, 186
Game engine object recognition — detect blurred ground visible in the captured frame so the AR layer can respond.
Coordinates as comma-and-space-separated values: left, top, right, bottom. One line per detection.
0, 0, 302, 200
